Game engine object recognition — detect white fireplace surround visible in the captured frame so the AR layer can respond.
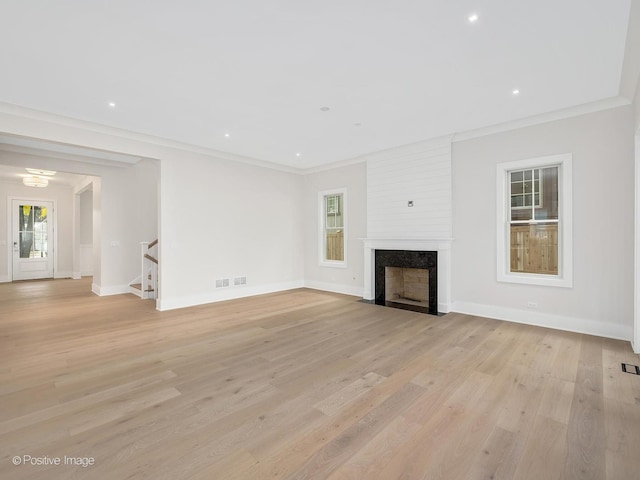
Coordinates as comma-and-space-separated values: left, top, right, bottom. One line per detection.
363, 238, 452, 313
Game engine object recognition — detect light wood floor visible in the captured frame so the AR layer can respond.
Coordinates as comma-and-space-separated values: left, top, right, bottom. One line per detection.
1, 278, 639, 479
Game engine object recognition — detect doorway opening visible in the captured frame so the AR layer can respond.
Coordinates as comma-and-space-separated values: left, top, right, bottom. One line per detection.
11, 199, 54, 281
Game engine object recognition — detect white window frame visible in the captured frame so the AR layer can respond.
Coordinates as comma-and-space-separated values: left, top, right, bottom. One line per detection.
496, 153, 573, 287
319, 188, 347, 268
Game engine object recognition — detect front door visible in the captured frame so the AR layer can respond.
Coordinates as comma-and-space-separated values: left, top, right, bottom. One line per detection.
12, 200, 54, 280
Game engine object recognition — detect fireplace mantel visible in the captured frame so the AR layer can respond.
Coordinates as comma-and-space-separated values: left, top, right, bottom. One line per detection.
362, 238, 452, 313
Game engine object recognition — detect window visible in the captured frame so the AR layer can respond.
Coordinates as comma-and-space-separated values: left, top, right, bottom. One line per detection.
319, 189, 347, 266
497, 154, 572, 287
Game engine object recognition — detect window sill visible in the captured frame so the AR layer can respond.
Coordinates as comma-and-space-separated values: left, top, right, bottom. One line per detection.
497, 271, 572, 288
319, 260, 347, 269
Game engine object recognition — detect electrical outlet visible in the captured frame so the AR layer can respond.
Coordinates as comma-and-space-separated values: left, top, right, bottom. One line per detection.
527, 301, 538, 309
234, 277, 242, 286
240, 276, 246, 285
215, 279, 223, 288
222, 278, 230, 287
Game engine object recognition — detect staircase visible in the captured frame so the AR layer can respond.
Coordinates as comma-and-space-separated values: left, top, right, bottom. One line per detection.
130, 239, 158, 300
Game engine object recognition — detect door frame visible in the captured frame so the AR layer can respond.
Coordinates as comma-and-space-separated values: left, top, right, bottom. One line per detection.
7, 196, 58, 281
635, 127, 640, 354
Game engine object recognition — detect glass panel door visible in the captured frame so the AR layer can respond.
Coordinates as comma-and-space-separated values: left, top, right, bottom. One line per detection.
19, 204, 49, 258
12, 200, 54, 280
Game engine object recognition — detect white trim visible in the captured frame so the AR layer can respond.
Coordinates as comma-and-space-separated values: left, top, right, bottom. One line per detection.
496, 154, 573, 288
452, 96, 630, 143
453, 301, 632, 342
0, 275, 9, 283
634, 127, 640, 354
7, 196, 57, 281
156, 280, 305, 311
72, 271, 82, 280
54, 271, 73, 279
304, 280, 364, 297
0, 102, 302, 174
0, 98, 630, 175
92, 283, 131, 296
309, 135, 454, 173
318, 187, 347, 268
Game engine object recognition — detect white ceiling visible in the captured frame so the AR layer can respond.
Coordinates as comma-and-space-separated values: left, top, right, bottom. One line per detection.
0, 1, 632, 169
0, 164, 84, 187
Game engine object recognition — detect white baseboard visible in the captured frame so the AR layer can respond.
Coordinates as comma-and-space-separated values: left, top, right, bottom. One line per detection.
72, 271, 82, 280
92, 283, 131, 296
0, 275, 9, 283
303, 280, 364, 298
157, 280, 305, 311
80, 270, 93, 277
438, 302, 452, 314
452, 301, 632, 342
54, 271, 73, 279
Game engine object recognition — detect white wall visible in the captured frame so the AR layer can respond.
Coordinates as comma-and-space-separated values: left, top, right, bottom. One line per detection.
79, 188, 93, 275
158, 150, 304, 310
0, 179, 74, 281
452, 105, 635, 340
79, 189, 92, 244
303, 162, 367, 296
0, 106, 305, 310
367, 138, 452, 240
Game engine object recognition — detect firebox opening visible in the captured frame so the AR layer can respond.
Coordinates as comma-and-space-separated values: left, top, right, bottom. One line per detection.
374, 249, 438, 315
384, 267, 429, 309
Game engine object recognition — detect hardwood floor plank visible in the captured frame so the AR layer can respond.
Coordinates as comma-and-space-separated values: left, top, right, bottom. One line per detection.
513, 416, 568, 480
466, 426, 518, 480
564, 336, 607, 480
0, 278, 637, 479
312, 372, 386, 416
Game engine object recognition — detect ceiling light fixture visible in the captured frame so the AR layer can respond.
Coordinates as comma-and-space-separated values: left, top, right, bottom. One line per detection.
23, 176, 48, 188
468, 13, 479, 23
108, 102, 116, 108
296, 152, 301, 157
512, 89, 520, 95
224, 133, 230, 138
26, 168, 56, 176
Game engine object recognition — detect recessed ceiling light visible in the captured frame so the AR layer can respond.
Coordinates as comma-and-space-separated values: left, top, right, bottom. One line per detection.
108, 102, 116, 108
224, 133, 230, 138
512, 89, 520, 95
468, 13, 479, 23
26, 168, 56, 176
296, 152, 301, 157
320, 107, 330, 112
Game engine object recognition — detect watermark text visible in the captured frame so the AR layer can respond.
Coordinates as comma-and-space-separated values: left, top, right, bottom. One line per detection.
12, 455, 95, 468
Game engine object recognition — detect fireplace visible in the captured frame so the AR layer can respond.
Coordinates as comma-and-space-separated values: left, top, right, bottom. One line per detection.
363, 239, 451, 314
375, 250, 437, 315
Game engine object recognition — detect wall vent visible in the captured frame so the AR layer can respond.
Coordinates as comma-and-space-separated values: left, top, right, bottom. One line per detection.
621, 363, 640, 375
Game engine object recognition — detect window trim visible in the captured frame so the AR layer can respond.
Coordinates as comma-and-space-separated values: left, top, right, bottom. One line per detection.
319, 188, 347, 268
496, 154, 573, 287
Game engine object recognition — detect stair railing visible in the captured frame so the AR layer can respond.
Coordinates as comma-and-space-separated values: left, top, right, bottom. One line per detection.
140, 240, 158, 300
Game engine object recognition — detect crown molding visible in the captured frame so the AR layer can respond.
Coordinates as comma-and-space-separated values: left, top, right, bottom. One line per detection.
451, 96, 631, 144
0, 96, 633, 178
0, 102, 303, 175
